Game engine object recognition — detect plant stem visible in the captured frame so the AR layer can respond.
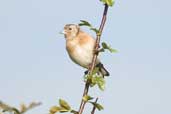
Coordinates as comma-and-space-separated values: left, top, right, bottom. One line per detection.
89, 4, 108, 74
91, 98, 98, 114
78, 82, 90, 114
78, 4, 109, 114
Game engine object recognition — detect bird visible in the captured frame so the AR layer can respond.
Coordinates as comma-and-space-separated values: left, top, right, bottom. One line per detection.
62, 24, 109, 76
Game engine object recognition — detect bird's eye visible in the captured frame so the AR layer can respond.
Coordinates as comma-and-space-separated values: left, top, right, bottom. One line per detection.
69, 28, 72, 30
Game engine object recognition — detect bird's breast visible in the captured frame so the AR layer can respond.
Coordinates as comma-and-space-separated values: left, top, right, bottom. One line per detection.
66, 41, 94, 68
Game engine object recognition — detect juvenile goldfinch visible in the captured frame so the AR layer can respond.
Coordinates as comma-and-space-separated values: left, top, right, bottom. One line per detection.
62, 24, 109, 76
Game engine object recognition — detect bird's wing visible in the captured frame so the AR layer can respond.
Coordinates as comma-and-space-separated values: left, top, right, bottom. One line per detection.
77, 31, 95, 49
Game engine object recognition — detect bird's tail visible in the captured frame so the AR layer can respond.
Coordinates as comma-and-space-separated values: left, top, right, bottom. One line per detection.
96, 63, 110, 76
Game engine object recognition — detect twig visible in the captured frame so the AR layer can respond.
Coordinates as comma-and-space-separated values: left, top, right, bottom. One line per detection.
78, 4, 109, 114
89, 4, 108, 74
78, 82, 90, 114
91, 98, 98, 114
0, 100, 20, 114
0, 100, 41, 114
20, 102, 42, 114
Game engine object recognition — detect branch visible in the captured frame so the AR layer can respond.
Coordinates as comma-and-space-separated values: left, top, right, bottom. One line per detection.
0, 100, 41, 114
0, 100, 20, 114
78, 4, 109, 114
20, 102, 42, 114
91, 98, 98, 114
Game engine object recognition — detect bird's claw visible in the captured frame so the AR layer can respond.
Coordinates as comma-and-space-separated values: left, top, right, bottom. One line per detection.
93, 49, 99, 55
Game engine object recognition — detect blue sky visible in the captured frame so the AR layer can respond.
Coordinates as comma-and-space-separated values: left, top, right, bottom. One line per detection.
0, 0, 171, 114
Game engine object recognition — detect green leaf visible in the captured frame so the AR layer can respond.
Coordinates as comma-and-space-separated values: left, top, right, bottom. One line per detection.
100, 0, 115, 7
83, 95, 94, 102
98, 48, 105, 53
101, 42, 117, 53
59, 99, 71, 110
91, 102, 104, 111
91, 75, 105, 91
94, 103, 104, 111
84, 69, 105, 90
102, 42, 108, 49
78, 20, 101, 36
59, 107, 70, 113
49, 106, 61, 114
96, 76, 105, 91
92, 67, 99, 75
90, 28, 100, 35
79, 20, 92, 27
109, 48, 117, 53
70, 110, 78, 114
49, 106, 70, 114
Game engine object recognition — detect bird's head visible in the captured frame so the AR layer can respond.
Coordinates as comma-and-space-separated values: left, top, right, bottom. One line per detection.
62, 24, 80, 39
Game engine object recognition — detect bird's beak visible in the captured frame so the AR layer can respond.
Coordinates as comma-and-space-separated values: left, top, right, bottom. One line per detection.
59, 30, 66, 35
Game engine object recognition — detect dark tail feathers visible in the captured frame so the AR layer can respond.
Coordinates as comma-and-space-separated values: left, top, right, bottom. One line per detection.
96, 63, 110, 76
84, 63, 110, 76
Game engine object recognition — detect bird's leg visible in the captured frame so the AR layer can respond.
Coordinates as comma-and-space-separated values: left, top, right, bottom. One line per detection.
84, 63, 92, 75
93, 49, 99, 55
93, 44, 101, 55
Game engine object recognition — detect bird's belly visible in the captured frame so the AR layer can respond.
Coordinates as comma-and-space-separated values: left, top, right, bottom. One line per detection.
68, 46, 93, 68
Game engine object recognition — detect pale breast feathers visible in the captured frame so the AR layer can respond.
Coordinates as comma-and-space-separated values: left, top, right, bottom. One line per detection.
66, 31, 96, 68
77, 31, 95, 50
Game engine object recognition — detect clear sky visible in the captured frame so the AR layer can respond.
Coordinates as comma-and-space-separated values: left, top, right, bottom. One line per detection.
0, 0, 171, 114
